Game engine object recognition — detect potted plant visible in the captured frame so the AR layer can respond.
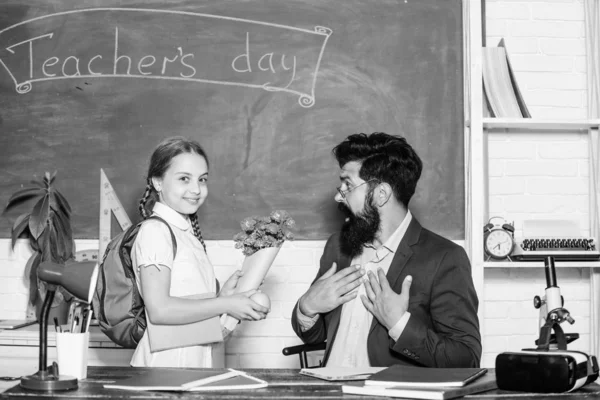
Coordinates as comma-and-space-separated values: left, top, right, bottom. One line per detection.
4, 171, 75, 324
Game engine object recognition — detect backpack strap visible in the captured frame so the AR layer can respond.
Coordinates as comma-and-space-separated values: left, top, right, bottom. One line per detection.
144, 215, 219, 293
145, 215, 178, 257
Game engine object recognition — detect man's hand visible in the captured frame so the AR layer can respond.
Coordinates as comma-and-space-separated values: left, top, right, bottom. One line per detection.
361, 268, 412, 330
299, 263, 365, 318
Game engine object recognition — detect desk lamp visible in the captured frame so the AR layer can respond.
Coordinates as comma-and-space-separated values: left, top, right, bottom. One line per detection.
20, 260, 99, 392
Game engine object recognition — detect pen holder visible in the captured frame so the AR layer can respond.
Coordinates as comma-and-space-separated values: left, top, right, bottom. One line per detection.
56, 331, 90, 380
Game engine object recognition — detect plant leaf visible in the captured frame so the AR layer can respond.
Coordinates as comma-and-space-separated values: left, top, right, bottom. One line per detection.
38, 229, 52, 262
28, 194, 50, 240
11, 213, 30, 248
52, 212, 73, 258
53, 190, 72, 215
26, 253, 41, 306
29, 179, 44, 188
54, 206, 71, 230
49, 170, 57, 185
48, 190, 59, 212
49, 218, 73, 262
48, 223, 61, 262
43, 171, 52, 186
5, 187, 43, 210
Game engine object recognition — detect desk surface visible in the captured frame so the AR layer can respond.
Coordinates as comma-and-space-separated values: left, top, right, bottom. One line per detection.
1, 367, 599, 399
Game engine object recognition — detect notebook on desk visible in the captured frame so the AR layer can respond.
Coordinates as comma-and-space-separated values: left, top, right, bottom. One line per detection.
343, 371, 497, 400
365, 366, 488, 388
104, 368, 267, 391
146, 293, 223, 352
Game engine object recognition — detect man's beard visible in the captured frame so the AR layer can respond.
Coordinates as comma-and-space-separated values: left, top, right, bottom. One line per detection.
339, 199, 381, 259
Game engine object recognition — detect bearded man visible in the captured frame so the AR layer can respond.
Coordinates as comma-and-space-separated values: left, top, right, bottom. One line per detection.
291, 132, 481, 368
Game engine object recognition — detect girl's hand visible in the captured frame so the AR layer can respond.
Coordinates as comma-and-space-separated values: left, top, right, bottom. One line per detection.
218, 270, 243, 298
226, 289, 269, 321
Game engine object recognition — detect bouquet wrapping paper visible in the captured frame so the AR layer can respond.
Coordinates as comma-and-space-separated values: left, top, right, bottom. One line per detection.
221, 246, 281, 331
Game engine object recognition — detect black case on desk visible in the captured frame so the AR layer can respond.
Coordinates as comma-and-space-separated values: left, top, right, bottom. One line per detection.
496, 350, 598, 393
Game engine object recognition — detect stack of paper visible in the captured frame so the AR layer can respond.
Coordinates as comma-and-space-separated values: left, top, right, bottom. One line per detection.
299, 367, 386, 381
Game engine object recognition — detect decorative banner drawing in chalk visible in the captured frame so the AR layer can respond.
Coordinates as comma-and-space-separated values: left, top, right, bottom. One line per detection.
0, 8, 332, 107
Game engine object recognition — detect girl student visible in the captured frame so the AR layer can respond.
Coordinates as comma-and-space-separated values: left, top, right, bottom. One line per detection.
130, 136, 269, 368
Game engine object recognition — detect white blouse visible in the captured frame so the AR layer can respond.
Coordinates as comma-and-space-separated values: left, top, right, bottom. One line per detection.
130, 202, 224, 368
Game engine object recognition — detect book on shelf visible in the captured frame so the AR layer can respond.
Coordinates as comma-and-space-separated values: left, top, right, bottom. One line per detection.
103, 368, 267, 391
365, 365, 488, 388
342, 371, 497, 400
299, 366, 385, 381
482, 38, 531, 118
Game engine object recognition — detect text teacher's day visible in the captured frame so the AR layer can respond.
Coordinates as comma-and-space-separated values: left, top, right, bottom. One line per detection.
0, 8, 331, 107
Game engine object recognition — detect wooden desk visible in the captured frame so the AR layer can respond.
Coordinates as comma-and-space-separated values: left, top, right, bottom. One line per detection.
1, 367, 599, 399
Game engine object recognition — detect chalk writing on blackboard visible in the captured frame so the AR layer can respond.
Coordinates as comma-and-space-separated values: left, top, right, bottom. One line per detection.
0, 8, 332, 107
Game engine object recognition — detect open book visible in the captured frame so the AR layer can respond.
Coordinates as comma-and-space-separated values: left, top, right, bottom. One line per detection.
104, 368, 267, 391
300, 367, 385, 381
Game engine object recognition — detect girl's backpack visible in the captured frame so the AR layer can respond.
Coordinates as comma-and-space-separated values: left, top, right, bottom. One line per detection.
92, 216, 176, 348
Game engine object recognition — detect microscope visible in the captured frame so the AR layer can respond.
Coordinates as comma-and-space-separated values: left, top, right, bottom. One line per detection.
495, 256, 599, 393
532, 256, 577, 350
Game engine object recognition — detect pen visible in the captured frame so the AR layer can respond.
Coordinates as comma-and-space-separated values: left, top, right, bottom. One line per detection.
53, 317, 62, 333
82, 305, 92, 333
67, 301, 77, 331
71, 304, 84, 333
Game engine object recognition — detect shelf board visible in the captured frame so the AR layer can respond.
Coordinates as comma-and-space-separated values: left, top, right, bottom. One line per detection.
481, 118, 600, 131
484, 260, 600, 268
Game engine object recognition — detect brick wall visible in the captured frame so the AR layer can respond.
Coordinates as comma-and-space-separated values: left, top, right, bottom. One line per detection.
483, 0, 591, 367
0, 238, 324, 368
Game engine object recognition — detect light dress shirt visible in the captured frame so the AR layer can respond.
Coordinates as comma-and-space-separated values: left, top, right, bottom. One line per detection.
130, 202, 224, 368
297, 211, 413, 367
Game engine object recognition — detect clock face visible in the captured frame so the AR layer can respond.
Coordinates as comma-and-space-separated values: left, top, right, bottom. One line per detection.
485, 229, 514, 259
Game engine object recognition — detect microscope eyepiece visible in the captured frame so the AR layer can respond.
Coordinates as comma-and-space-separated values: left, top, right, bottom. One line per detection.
545, 256, 558, 288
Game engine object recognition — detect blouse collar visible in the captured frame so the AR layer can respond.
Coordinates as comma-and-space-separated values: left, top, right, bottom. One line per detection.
152, 202, 191, 231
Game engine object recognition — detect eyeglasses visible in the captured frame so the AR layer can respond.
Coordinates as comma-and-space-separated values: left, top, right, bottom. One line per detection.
336, 179, 379, 199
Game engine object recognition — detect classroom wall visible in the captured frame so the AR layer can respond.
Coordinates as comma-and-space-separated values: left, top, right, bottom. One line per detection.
0, 0, 593, 369
483, 0, 592, 367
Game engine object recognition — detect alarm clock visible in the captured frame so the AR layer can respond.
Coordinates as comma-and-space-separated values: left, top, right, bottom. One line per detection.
483, 217, 515, 261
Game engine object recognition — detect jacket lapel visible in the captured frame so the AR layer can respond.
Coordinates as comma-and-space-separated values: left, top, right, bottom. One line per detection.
368, 217, 422, 335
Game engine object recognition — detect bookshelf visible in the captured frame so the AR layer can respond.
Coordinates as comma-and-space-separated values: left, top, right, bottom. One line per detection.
464, 0, 600, 311
481, 118, 600, 269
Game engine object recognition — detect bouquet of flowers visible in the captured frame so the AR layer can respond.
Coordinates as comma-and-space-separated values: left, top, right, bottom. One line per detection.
233, 210, 296, 256
222, 210, 295, 332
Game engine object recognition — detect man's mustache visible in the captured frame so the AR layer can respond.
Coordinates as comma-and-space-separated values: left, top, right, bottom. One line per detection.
338, 202, 353, 221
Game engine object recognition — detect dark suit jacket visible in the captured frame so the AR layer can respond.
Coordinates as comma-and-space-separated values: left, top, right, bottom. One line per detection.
291, 217, 481, 368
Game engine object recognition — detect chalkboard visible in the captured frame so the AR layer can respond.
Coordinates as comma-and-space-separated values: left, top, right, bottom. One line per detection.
0, 0, 464, 240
